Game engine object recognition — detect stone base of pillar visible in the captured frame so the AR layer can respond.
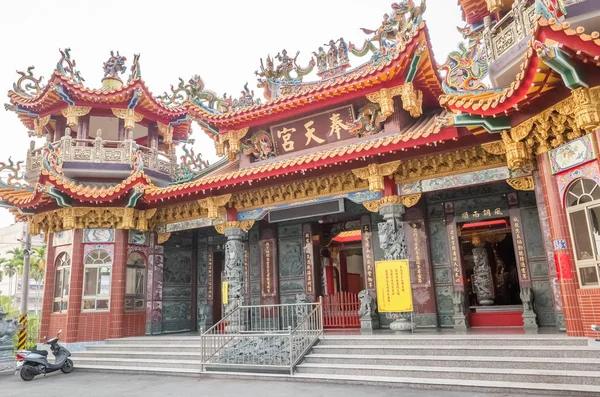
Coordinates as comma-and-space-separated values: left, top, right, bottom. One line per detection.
522, 310, 539, 331
556, 313, 566, 332
360, 315, 380, 331
390, 317, 415, 332
453, 314, 468, 331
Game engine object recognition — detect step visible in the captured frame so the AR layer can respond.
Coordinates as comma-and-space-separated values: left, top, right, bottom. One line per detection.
72, 350, 204, 361
290, 372, 600, 397
311, 344, 600, 358
319, 335, 589, 347
303, 353, 600, 371
73, 364, 202, 377
295, 362, 600, 385
105, 337, 204, 346
72, 356, 203, 370
85, 344, 203, 352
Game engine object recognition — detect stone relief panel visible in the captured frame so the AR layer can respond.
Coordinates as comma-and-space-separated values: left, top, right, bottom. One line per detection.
428, 220, 450, 266
163, 250, 192, 284
278, 239, 304, 278
532, 280, 556, 327
434, 267, 452, 284
163, 286, 192, 300
521, 207, 545, 259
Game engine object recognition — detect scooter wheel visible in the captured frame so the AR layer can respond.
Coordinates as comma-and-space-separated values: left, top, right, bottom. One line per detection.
61, 359, 74, 374
20, 366, 35, 381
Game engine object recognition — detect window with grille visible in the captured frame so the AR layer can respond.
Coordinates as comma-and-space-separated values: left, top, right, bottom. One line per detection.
53, 253, 71, 313
125, 252, 146, 311
82, 249, 112, 311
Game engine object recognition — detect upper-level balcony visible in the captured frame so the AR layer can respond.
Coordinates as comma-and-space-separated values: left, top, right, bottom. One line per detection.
25, 131, 177, 186
484, 0, 597, 88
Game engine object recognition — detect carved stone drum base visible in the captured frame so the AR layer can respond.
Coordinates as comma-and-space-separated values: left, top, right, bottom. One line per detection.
389, 318, 414, 332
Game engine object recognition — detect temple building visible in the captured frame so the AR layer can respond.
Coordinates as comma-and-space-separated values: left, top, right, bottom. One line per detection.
1, 0, 600, 344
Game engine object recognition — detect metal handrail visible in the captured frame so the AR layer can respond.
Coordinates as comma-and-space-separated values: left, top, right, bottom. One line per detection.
289, 300, 323, 374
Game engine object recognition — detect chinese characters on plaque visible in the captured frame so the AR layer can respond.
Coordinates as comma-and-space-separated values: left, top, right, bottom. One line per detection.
512, 216, 530, 282
412, 223, 424, 284
362, 224, 375, 290
270, 105, 355, 155
448, 226, 462, 287
304, 232, 314, 294
460, 207, 504, 220
375, 260, 413, 313
261, 240, 276, 296
207, 250, 214, 301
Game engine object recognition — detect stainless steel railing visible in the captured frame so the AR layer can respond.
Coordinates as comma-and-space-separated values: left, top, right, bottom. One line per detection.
200, 300, 323, 374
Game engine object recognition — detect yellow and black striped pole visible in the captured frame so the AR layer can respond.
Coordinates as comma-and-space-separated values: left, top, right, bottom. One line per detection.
18, 314, 27, 351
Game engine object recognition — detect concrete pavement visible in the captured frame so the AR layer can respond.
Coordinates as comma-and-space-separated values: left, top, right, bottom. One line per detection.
1, 371, 545, 397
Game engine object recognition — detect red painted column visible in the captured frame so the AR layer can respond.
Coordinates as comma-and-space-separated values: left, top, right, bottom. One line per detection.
39, 234, 57, 341
65, 230, 84, 343
537, 153, 585, 336
109, 229, 128, 339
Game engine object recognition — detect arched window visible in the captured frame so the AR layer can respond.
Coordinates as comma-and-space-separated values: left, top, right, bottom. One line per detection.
53, 253, 71, 313
82, 249, 112, 311
566, 178, 600, 287
125, 252, 146, 311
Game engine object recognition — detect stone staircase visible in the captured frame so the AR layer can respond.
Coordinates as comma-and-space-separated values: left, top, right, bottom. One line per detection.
71, 335, 204, 376
71, 333, 600, 395
295, 335, 600, 396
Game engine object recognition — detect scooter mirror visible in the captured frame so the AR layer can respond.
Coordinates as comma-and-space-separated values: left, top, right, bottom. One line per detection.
58, 329, 62, 335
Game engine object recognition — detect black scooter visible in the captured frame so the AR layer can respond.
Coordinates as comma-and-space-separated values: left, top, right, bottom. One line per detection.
18, 330, 73, 381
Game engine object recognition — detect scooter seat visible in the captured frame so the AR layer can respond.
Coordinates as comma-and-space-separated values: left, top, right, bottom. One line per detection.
31, 350, 48, 356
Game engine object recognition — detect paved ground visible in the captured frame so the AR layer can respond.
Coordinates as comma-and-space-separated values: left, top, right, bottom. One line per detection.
1, 371, 544, 397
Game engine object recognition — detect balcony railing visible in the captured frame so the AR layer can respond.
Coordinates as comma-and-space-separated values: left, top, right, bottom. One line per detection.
483, 0, 537, 64
26, 135, 176, 178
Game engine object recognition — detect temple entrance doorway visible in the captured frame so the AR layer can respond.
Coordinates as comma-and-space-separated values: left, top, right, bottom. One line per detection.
212, 251, 224, 327
458, 218, 523, 327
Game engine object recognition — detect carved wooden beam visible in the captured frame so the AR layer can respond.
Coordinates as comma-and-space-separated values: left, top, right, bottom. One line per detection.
112, 108, 144, 131
32, 115, 51, 138
352, 161, 401, 192
362, 194, 421, 212
157, 122, 174, 146
507, 176, 534, 191
366, 83, 423, 120
213, 127, 249, 161
157, 232, 171, 244
214, 220, 254, 234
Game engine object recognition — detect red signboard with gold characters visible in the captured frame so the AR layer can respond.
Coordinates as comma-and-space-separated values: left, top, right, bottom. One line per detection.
270, 105, 355, 155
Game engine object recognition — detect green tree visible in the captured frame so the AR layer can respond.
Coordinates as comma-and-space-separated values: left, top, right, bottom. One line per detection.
30, 246, 46, 315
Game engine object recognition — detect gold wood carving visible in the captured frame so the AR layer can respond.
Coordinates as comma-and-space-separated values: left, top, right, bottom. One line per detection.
394, 145, 506, 184
150, 202, 209, 229
399, 82, 423, 118
352, 161, 401, 192
230, 171, 368, 210
401, 193, 421, 208
214, 127, 249, 161
480, 86, 600, 171
33, 115, 51, 138
112, 108, 144, 131
29, 207, 159, 237
363, 200, 382, 213
214, 221, 244, 235
61, 106, 91, 128
240, 220, 255, 232
507, 176, 535, 191
157, 122, 174, 146
366, 83, 423, 120
157, 232, 171, 244
485, 0, 504, 13
198, 193, 232, 220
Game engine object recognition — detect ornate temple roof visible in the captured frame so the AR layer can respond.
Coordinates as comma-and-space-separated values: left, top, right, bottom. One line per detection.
6, 50, 191, 140
440, 16, 600, 117
457, 0, 489, 25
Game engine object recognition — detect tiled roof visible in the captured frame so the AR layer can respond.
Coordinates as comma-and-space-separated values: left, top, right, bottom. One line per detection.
143, 111, 455, 202
457, 0, 488, 24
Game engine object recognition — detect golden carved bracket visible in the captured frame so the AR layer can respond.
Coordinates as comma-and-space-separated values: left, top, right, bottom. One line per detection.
157, 122, 174, 146
157, 232, 171, 244
33, 115, 51, 138
352, 160, 401, 192
61, 106, 91, 128
214, 127, 249, 161
479, 86, 600, 172
507, 176, 535, 191
198, 193, 232, 220
362, 194, 421, 212
112, 108, 144, 131
366, 83, 422, 120
214, 220, 252, 235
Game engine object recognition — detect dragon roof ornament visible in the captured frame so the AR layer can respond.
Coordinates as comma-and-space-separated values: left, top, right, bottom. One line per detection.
56, 48, 85, 84
103, 50, 127, 80
158, 74, 229, 112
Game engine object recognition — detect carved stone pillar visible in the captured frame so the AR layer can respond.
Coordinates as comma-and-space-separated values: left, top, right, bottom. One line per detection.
224, 225, 245, 333
471, 242, 495, 306
378, 200, 413, 331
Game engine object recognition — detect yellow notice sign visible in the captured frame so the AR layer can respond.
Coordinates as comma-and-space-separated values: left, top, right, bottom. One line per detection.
375, 260, 413, 313
222, 282, 228, 305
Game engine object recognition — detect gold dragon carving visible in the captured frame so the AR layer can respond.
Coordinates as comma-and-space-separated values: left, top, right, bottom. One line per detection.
481, 87, 600, 171
352, 161, 401, 192
214, 220, 255, 234
362, 194, 422, 212
506, 176, 535, 191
